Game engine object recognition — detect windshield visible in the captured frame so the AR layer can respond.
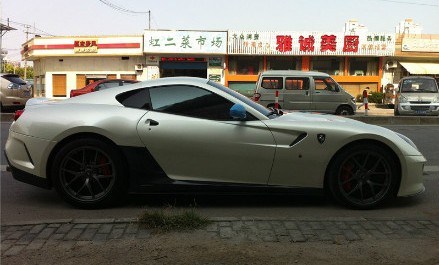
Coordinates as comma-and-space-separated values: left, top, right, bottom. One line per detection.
208, 80, 273, 117
400, 78, 438, 93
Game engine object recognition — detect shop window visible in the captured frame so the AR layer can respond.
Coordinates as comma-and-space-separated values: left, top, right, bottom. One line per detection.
348, 57, 378, 76
310, 57, 344, 75
228, 56, 262, 75
266, 56, 301, 70
228, 82, 256, 97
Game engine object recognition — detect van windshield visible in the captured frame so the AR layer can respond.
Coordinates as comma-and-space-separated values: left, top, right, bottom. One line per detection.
401, 78, 438, 93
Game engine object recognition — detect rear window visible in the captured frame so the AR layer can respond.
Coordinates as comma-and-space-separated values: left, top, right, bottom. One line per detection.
261, 77, 283, 89
2, 74, 26, 85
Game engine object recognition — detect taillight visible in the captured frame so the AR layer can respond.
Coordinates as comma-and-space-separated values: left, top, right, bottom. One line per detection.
253, 93, 261, 102
14, 109, 24, 121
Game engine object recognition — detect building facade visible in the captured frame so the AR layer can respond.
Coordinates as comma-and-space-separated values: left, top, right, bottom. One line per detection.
21, 21, 439, 99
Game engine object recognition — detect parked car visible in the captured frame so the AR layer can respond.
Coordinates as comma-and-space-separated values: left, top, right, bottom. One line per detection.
6, 77, 425, 209
70, 79, 139, 97
394, 76, 439, 116
0, 73, 32, 111
253, 71, 356, 115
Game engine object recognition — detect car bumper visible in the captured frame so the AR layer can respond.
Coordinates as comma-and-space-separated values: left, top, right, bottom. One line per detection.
396, 103, 439, 116
4, 151, 50, 189
397, 155, 426, 197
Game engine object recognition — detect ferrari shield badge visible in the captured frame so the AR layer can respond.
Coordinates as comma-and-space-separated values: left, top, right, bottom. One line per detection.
317, 134, 326, 144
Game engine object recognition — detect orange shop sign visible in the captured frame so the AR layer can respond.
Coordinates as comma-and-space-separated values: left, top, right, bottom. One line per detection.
74, 40, 98, 53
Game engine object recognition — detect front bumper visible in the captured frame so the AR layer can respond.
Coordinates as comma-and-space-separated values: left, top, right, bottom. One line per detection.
396, 103, 439, 116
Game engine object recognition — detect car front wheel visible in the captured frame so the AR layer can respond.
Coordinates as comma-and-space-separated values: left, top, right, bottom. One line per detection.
51, 138, 128, 209
327, 143, 399, 209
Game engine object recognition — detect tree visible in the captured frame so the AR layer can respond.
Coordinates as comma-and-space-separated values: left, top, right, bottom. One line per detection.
2, 62, 34, 80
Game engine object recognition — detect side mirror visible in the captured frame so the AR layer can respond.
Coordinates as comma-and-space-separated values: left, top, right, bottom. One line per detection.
230, 103, 247, 120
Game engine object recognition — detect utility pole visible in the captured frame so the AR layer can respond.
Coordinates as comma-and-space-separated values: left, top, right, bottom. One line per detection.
148, 10, 151, 30
23, 24, 31, 80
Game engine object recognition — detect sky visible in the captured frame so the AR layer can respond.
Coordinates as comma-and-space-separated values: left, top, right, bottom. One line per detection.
1, 0, 439, 62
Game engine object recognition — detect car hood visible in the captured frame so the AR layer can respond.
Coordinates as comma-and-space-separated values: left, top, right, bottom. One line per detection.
401, 93, 439, 101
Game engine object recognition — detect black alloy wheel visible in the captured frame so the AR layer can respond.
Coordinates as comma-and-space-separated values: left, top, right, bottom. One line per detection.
328, 143, 399, 209
51, 138, 127, 209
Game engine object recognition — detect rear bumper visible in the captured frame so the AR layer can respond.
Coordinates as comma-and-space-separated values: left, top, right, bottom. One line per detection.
4, 151, 51, 190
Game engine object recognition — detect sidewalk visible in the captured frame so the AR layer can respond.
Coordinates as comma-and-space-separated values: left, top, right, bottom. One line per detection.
2, 217, 439, 257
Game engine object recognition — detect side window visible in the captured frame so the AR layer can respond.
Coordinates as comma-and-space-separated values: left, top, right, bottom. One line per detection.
116, 88, 150, 110
261, 77, 283, 89
314, 77, 339, 92
149, 85, 237, 121
285, 77, 309, 90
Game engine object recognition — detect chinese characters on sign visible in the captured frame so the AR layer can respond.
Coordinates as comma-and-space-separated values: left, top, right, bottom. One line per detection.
144, 30, 227, 54
74, 40, 98, 53
228, 31, 395, 56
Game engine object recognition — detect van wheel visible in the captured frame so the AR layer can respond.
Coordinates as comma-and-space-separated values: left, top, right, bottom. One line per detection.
267, 103, 282, 109
336, 105, 354, 115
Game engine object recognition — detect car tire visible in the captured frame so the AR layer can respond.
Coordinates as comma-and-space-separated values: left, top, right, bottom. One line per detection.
51, 138, 128, 209
336, 105, 354, 115
327, 143, 399, 209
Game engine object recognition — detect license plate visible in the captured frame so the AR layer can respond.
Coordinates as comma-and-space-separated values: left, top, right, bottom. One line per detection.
415, 110, 427, 114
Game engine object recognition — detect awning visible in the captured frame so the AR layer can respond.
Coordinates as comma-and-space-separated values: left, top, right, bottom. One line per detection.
400, 62, 439, 75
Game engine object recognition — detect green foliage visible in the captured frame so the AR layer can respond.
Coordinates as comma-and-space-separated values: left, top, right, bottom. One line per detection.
138, 207, 211, 233
356, 92, 384, 103
2, 63, 33, 79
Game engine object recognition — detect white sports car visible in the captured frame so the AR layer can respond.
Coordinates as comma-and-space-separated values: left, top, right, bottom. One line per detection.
5, 77, 426, 209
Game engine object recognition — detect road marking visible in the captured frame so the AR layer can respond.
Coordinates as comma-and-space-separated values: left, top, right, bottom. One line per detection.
1, 165, 8, 172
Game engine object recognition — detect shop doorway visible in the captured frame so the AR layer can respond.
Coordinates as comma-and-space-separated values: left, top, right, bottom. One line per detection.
160, 60, 207, 78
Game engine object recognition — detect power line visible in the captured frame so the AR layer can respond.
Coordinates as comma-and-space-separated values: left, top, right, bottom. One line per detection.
1, 19, 54, 36
97, 0, 149, 14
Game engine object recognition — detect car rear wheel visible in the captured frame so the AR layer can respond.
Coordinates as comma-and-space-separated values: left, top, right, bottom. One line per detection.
327, 143, 399, 209
51, 138, 128, 209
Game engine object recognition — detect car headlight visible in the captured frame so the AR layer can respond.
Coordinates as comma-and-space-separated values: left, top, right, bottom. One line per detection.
399, 95, 408, 103
396, 132, 419, 150
432, 97, 439, 103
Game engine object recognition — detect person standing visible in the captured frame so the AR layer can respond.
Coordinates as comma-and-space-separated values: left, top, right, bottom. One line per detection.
358, 87, 370, 110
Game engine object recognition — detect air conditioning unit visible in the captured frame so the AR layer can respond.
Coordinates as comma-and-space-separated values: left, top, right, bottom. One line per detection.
134, 64, 144, 71
386, 61, 398, 70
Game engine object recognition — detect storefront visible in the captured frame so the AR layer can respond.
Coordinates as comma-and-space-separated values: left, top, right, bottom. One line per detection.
226, 31, 395, 97
143, 30, 227, 83
22, 35, 144, 98
382, 34, 439, 85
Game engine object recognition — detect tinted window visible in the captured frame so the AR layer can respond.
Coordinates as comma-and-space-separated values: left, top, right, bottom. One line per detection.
149, 85, 235, 121
285, 77, 309, 90
314, 77, 339, 92
116, 88, 150, 110
2, 74, 26, 85
261, 77, 283, 89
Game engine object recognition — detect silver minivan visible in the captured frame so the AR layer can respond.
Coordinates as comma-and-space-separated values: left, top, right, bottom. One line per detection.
394, 76, 439, 116
253, 70, 356, 115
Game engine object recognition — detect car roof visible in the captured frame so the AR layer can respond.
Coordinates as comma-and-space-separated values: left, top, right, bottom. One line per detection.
260, 70, 330, 77
65, 77, 210, 105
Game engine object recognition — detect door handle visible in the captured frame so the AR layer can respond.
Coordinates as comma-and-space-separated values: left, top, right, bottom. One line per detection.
146, 119, 159, 126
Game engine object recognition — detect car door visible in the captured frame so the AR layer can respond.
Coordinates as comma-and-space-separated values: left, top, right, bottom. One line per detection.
283, 77, 312, 110
136, 84, 276, 184
311, 76, 342, 113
